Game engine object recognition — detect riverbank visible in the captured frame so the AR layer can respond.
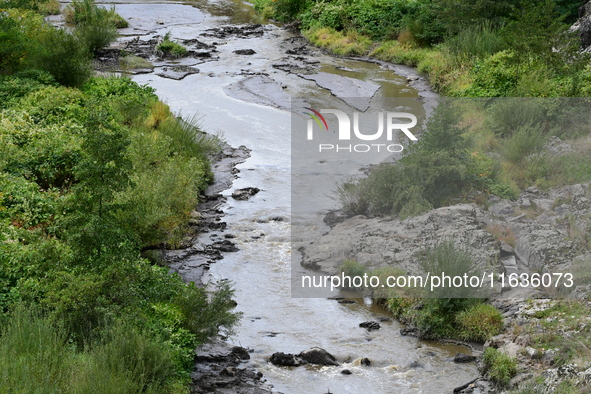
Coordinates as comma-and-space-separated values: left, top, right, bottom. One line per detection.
111, 3, 485, 392
253, 0, 591, 98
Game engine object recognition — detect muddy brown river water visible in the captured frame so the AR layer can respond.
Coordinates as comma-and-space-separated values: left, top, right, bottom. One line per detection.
88, 0, 481, 391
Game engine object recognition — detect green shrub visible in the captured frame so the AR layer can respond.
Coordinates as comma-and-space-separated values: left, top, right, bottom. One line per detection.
0, 73, 56, 109
442, 21, 506, 65
500, 124, 547, 165
83, 76, 158, 125
156, 32, 188, 58
486, 99, 547, 138
418, 241, 481, 298
66, 0, 127, 28
67, 0, 119, 55
337, 101, 472, 218
0, 306, 186, 393
467, 50, 520, 96
33, 27, 92, 87
482, 347, 517, 387
339, 260, 367, 290
457, 303, 503, 342
412, 298, 481, 339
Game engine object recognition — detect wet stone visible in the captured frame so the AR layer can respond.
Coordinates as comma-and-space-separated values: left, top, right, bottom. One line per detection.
359, 321, 381, 331
234, 49, 256, 55
156, 65, 200, 80
232, 187, 260, 200
454, 353, 477, 363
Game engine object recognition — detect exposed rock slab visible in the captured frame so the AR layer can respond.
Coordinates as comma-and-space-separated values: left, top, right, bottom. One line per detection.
297, 72, 380, 111
301, 204, 497, 278
156, 65, 200, 80
192, 340, 272, 393
224, 76, 290, 110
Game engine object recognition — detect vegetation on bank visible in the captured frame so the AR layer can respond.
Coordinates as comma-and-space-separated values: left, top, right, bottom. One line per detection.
0, 0, 239, 391
340, 243, 504, 342
157, 32, 189, 58
261, 1, 591, 389
254, 0, 590, 96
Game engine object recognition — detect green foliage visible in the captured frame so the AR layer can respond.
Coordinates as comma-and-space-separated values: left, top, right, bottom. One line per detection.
467, 50, 520, 96
501, 0, 585, 72
456, 303, 504, 342
442, 22, 506, 65
337, 100, 477, 218
482, 347, 518, 387
339, 260, 367, 290
67, 0, 127, 28
418, 241, 482, 298
433, 0, 517, 34
0, 73, 56, 109
0, 306, 187, 393
0, 10, 91, 87
32, 27, 92, 87
157, 32, 188, 58
67, 0, 119, 55
0, 72, 237, 392
500, 124, 548, 164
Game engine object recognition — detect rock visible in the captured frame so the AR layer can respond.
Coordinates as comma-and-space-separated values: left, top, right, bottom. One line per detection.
341, 369, 352, 375
301, 204, 497, 284
359, 321, 381, 331
525, 346, 541, 359
453, 378, 478, 393
297, 72, 380, 111
500, 241, 515, 256
156, 65, 199, 80
298, 347, 339, 366
202, 24, 265, 39
324, 209, 349, 227
269, 352, 306, 367
571, 2, 591, 51
192, 340, 271, 393
400, 327, 419, 336
454, 353, 477, 363
215, 240, 239, 252
360, 357, 371, 367
544, 136, 573, 156
224, 75, 290, 110
234, 49, 256, 55
232, 187, 261, 200
542, 349, 557, 365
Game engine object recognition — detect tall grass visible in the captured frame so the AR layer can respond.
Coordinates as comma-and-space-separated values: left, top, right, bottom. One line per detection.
500, 123, 547, 164
66, 0, 120, 55
0, 306, 182, 393
442, 22, 506, 65
305, 27, 372, 56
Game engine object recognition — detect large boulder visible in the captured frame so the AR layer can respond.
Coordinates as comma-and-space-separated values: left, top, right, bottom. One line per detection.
269, 352, 306, 367
298, 347, 339, 366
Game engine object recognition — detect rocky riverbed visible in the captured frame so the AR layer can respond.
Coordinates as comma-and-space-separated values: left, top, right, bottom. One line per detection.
48, 0, 505, 392
299, 134, 591, 392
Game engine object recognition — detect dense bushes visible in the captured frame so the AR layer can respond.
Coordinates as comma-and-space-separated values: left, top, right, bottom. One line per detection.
0, 0, 124, 85
256, 0, 590, 98
337, 101, 514, 218
0, 73, 235, 391
339, 243, 504, 342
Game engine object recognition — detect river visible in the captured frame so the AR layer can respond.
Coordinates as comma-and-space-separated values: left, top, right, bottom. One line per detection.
104, 0, 480, 392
